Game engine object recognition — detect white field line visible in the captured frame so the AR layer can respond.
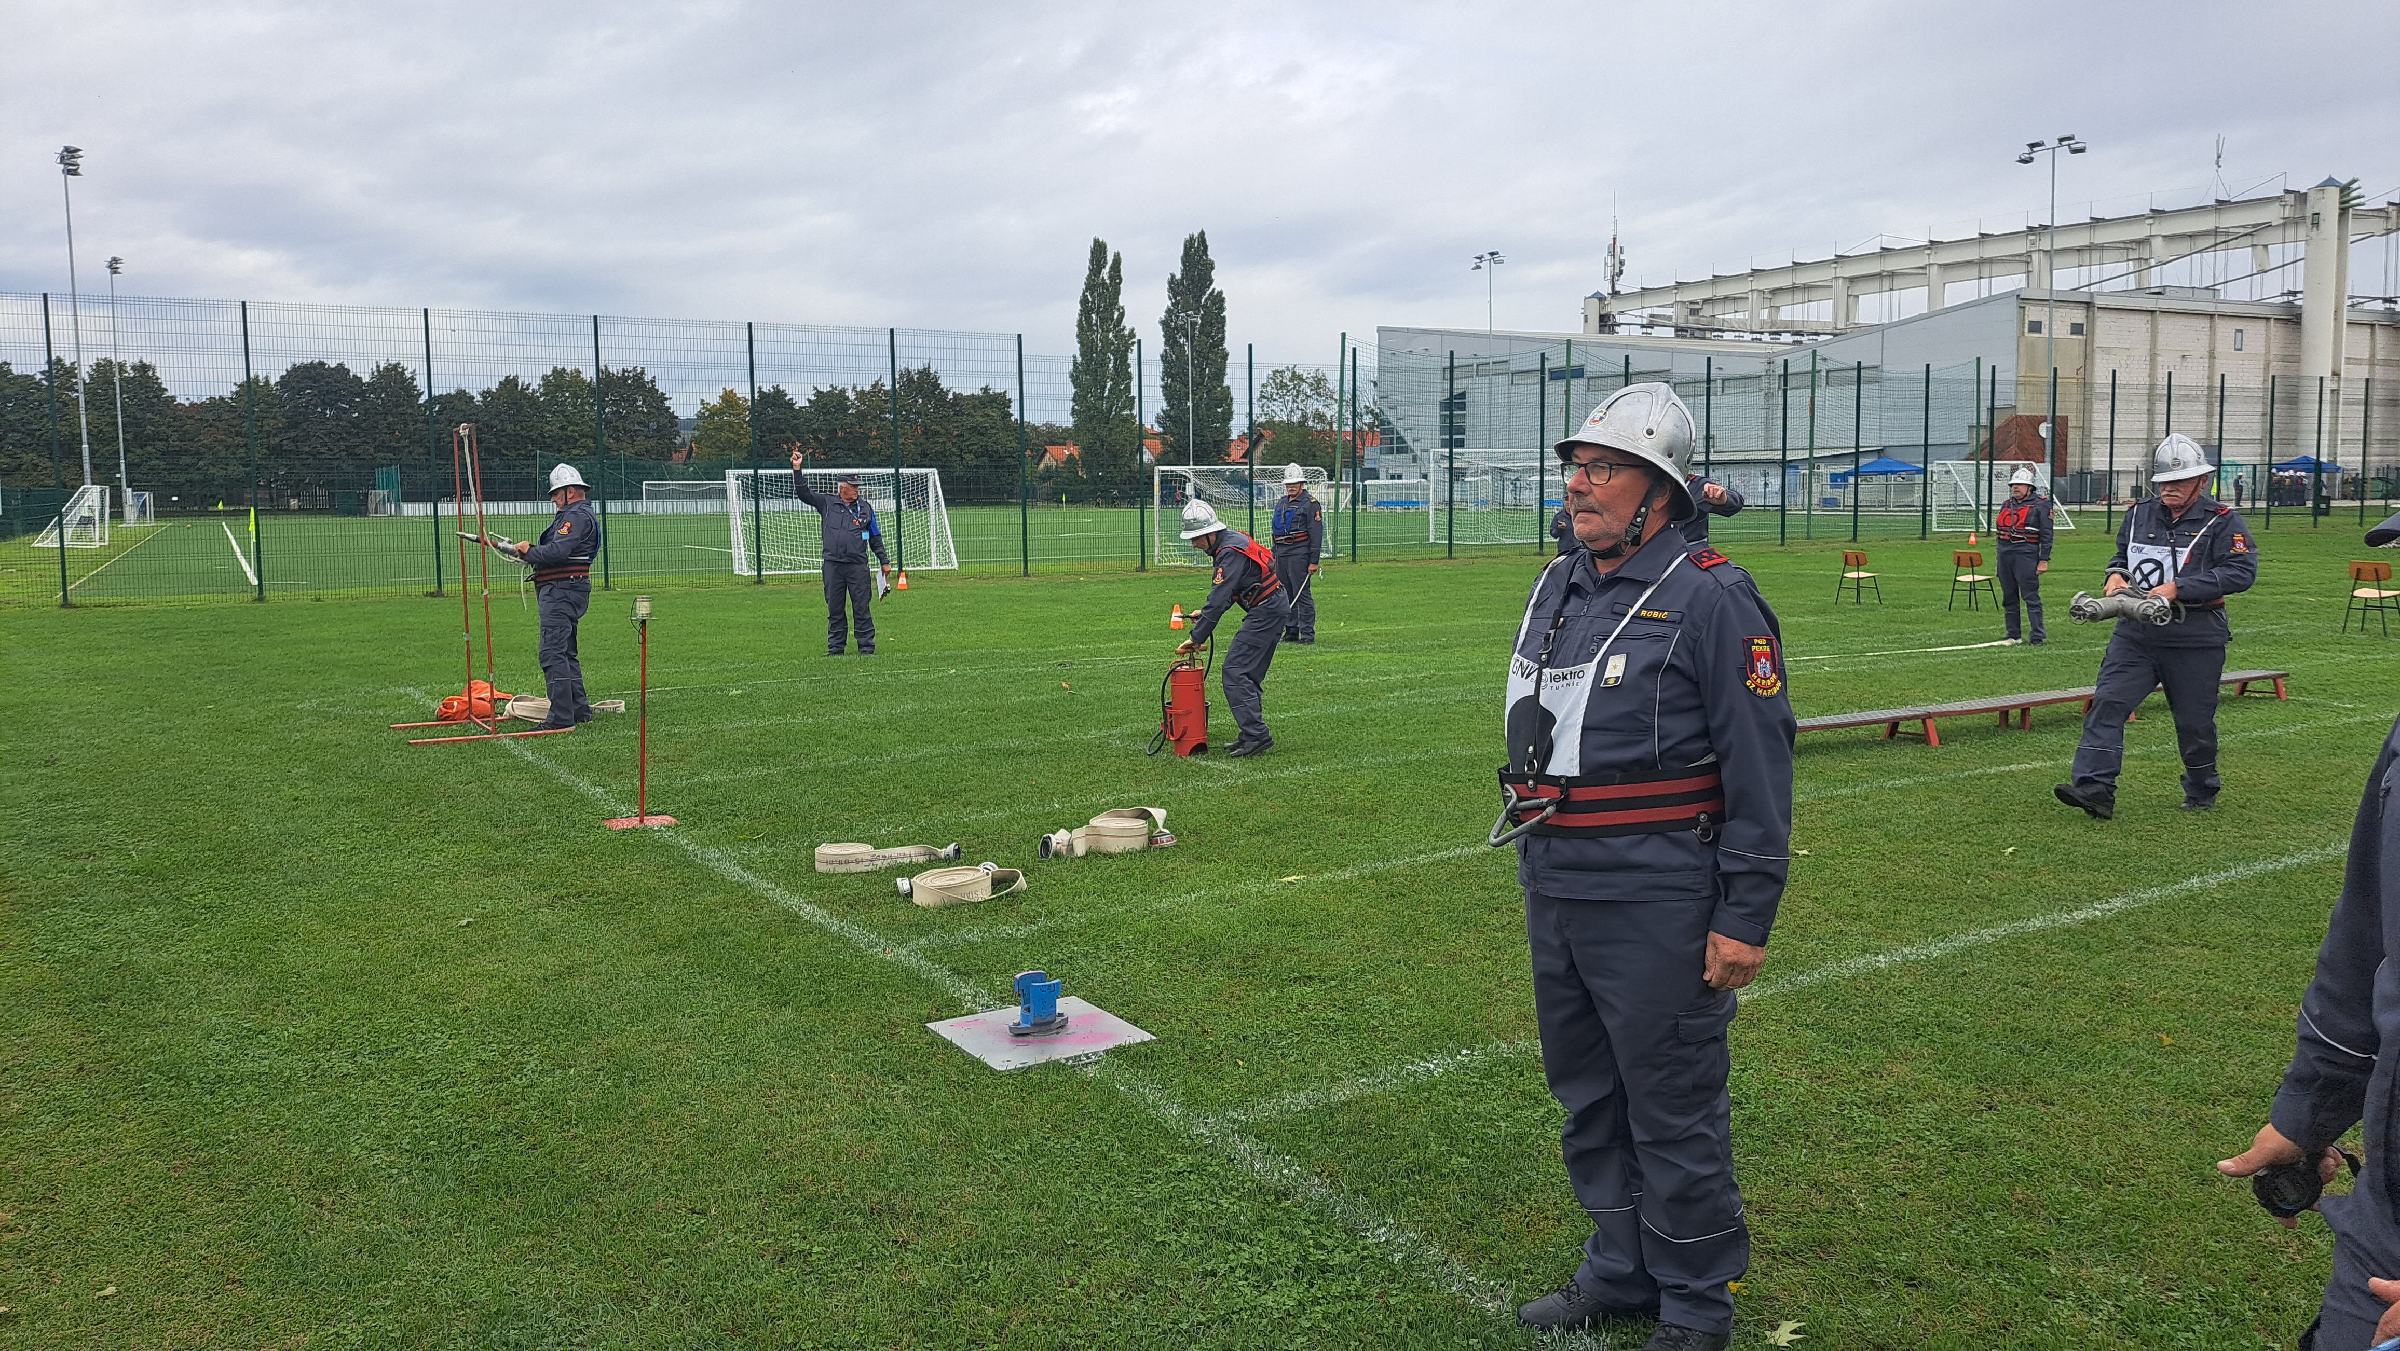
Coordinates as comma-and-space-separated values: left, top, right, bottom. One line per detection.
905, 842, 1494, 954
1231, 839, 2349, 1126
221, 520, 259, 587
476, 727, 1532, 1334
1785, 638, 2015, 662
63, 523, 171, 593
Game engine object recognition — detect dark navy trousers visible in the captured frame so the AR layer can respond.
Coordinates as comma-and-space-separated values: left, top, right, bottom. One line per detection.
1998, 549, 2044, 642
1526, 891, 1746, 1335
2069, 628, 2225, 802
1219, 597, 1286, 742
823, 560, 876, 653
535, 580, 592, 722
1274, 553, 1316, 639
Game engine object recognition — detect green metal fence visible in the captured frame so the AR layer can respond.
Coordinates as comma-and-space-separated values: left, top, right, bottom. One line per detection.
4, 290, 2394, 606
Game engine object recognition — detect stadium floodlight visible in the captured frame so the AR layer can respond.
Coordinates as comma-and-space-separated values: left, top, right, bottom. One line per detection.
106, 255, 131, 522
1472, 250, 1506, 333
2017, 134, 2093, 456
56, 145, 94, 487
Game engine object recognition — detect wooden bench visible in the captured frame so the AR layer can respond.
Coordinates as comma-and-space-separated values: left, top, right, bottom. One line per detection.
1797, 669, 2289, 748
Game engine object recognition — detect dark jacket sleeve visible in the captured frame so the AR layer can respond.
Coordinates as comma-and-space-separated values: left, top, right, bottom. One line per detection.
1707, 478, 1747, 518
862, 505, 892, 567
1694, 573, 1797, 947
791, 471, 831, 512
2036, 499, 2054, 562
1187, 548, 1252, 644
1307, 498, 1325, 567
522, 505, 598, 567
2269, 727, 2395, 1150
2175, 508, 2255, 604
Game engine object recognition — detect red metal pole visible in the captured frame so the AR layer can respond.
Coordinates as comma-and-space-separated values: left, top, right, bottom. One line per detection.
465, 425, 497, 690
449, 427, 485, 730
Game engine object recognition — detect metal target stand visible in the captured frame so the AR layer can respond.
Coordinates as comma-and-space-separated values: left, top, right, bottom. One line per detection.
390, 423, 572, 747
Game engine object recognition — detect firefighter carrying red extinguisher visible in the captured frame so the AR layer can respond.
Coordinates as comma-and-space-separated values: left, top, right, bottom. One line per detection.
1176, 499, 1288, 757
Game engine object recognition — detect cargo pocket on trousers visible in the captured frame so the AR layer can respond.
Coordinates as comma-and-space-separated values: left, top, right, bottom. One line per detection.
1673, 990, 1738, 1111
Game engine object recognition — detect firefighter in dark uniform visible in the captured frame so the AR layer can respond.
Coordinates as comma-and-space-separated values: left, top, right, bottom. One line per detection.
1500, 383, 1796, 1351
1270, 464, 1325, 643
509, 463, 601, 730
2215, 507, 2400, 1350
1678, 472, 1747, 546
2055, 433, 2257, 819
790, 450, 893, 655
1552, 504, 1577, 556
1176, 499, 1287, 757
1995, 465, 2055, 644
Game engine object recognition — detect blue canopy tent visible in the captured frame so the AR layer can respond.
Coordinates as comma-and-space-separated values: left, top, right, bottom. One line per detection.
1828, 455, 1924, 484
2273, 454, 2342, 474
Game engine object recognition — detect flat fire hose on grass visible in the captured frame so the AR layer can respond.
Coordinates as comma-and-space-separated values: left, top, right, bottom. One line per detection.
814, 841, 964, 874
895, 861, 1026, 908
1039, 807, 1173, 859
505, 696, 627, 722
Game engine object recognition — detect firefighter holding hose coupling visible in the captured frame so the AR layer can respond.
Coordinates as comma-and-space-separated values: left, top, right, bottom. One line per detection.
1499, 382, 1795, 1351
1177, 500, 1287, 757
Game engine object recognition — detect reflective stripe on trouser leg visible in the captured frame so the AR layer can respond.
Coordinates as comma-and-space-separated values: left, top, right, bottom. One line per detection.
536, 581, 590, 720
1220, 599, 1286, 743
2157, 642, 2225, 798
1527, 891, 1746, 1335
2070, 630, 2161, 795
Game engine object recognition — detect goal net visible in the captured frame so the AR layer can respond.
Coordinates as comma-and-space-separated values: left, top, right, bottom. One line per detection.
1153, 465, 1344, 565
34, 484, 110, 548
124, 490, 154, 526
1929, 460, 2075, 533
1362, 478, 1430, 510
1430, 449, 1555, 546
725, 467, 956, 576
643, 479, 731, 514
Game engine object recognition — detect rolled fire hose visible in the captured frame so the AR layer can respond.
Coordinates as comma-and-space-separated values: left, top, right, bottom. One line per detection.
814, 841, 964, 874
895, 861, 1027, 908
2067, 590, 2176, 626
1039, 806, 1174, 859
505, 696, 627, 722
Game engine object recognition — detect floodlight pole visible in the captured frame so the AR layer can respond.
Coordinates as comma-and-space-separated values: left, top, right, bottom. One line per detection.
1473, 250, 1506, 334
107, 257, 128, 521
57, 146, 94, 487
2017, 135, 2088, 465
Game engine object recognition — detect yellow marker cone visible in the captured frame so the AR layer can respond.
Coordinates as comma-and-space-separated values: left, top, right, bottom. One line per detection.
895, 570, 909, 591
1170, 604, 1185, 630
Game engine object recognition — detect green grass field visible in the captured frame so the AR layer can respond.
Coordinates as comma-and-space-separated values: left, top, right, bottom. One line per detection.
5, 526, 2394, 1348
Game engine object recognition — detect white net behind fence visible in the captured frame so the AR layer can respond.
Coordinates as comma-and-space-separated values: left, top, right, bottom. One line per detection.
1152, 465, 1343, 565
33, 484, 110, 548
725, 468, 956, 576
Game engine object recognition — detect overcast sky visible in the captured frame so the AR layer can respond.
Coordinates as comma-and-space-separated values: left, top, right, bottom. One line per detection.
4, 0, 2394, 362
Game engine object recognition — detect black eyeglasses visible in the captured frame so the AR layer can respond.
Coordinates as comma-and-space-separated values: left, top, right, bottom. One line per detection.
1557, 455, 1634, 485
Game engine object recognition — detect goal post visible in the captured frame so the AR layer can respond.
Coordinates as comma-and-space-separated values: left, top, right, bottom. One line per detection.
1152, 464, 1344, 565
1430, 448, 1554, 547
1928, 460, 2075, 533
34, 484, 110, 548
642, 479, 731, 514
725, 467, 956, 576
124, 490, 154, 526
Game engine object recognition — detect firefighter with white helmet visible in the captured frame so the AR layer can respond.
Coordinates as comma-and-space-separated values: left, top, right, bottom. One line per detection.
1269, 462, 1326, 643
506, 463, 602, 728
1177, 498, 1289, 756
1995, 464, 2055, 644
1504, 382, 1795, 1349
2056, 432, 2257, 819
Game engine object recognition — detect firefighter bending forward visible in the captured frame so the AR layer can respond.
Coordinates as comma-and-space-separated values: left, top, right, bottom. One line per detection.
1498, 383, 1797, 1351
1176, 499, 1288, 757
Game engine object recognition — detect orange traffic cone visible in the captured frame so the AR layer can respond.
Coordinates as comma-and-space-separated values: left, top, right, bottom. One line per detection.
895, 571, 910, 591
1967, 529, 1979, 547
1170, 604, 1186, 630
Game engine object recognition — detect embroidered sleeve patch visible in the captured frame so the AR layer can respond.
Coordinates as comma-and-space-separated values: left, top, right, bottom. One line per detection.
2231, 532, 2250, 554
559, 520, 571, 535
1692, 547, 1730, 569
1744, 636, 1784, 697
1213, 567, 1226, 585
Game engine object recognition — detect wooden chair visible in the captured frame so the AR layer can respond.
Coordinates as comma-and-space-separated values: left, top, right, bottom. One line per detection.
1949, 550, 1998, 611
2345, 560, 2399, 636
1834, 549, 1881, 605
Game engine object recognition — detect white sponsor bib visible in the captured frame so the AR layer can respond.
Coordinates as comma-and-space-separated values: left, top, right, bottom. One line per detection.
2125, 541, 2177, 591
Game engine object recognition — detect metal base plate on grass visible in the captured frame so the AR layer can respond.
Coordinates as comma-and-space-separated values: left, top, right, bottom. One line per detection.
927, 997, 1153, 1071
604, 813, 679, 830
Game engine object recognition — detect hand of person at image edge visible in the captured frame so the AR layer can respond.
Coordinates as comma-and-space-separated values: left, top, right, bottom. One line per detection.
1703, 931, 1765, 991
2216, 1123, 2342, 1230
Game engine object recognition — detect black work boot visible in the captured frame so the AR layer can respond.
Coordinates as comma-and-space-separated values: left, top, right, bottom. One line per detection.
2054, 782, 2114, 820
1226, 735, 1274, 758
1515, 1278, 1658, 1330
2182, 794, 2218, 811
1641, 1324, 1731, 1351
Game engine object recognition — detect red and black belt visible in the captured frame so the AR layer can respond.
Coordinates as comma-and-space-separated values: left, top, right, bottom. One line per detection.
1238, 576, 1283, 608
533, 565, 591, 583
1491, 765, 1725, 843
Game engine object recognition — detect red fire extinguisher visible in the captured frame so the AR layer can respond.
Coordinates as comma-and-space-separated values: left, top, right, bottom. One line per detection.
1149, 638, 1211, 757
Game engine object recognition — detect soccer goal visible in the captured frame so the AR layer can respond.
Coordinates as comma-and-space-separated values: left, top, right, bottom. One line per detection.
124, 490, 154, 526
725, 467, 956, 576
33, 484, 110, 548
643, 479, 731, 514
1153, 464, 1344, 565
1430, 449, 1556, 546
1928, 460, 2075, 533
1362, 478, 1430, 510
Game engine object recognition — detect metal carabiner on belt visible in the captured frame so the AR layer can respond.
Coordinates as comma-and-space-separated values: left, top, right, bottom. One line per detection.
1488, 781, 1561, 848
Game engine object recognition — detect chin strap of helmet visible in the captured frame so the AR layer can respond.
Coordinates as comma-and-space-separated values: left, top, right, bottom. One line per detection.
1592, 477, 1668, 561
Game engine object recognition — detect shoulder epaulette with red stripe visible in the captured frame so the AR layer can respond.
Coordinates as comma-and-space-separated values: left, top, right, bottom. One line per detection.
1690, 547, 1730, 569
2213, 504, 2232, 515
